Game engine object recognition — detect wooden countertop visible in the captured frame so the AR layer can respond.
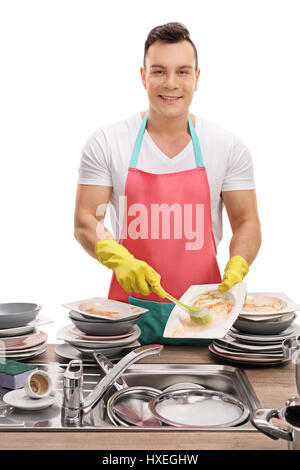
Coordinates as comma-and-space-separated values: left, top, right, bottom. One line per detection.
0, 343, 296, 450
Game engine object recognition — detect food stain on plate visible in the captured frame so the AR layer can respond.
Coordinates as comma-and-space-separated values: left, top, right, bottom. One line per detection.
83, 306, 142, 317
170, 290, 233, 337
84, 308, 119, 317
241, 296, 285, 313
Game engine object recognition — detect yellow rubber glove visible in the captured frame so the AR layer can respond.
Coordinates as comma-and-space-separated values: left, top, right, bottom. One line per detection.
94, 238, 167, 298
218, 255, 249, 293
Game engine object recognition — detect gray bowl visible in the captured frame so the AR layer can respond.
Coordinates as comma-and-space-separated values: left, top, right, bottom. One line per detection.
68, 311, 141, 336
233, 313, 296, 335
0, 303, 41, 329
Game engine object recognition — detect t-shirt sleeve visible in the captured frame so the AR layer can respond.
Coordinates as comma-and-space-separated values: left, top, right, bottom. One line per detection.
77, 129, 113, 186
221, 135, 256, 192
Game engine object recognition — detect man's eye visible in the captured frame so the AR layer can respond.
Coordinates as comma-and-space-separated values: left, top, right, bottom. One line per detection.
153, 71, 163, 74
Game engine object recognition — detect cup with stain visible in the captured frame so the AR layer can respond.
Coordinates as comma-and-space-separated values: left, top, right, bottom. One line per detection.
24, 370, 54, 399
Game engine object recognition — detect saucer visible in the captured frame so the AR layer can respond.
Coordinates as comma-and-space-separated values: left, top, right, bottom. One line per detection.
3, 389, 60, 410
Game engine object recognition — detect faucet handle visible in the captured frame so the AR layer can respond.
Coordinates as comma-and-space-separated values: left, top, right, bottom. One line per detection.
133, 344, 164, 356
62, 360, 84, 426
63, 360, 83, 387
282, 337, 300, 360
93, 352, 128, 391
282, 336, 300, 396
82, 344, 164, 415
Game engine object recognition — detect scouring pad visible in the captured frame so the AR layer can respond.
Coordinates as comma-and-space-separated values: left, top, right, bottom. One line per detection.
0, 360, 38, 389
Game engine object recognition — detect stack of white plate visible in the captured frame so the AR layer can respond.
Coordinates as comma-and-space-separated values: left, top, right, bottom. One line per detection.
0, 303, 51, 360
0, 330, 48, 361
56, 323, 142, 360
0, 303, 51, 361
209, 292, 300, 366
56, 296, 148, 361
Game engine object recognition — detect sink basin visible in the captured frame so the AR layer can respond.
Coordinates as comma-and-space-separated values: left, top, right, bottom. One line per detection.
0, 362, 261, 431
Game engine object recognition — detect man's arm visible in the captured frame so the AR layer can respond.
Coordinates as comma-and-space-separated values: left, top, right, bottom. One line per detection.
74, 184, 166, 297
74, 184, 114, 258
221, 189, 262, 265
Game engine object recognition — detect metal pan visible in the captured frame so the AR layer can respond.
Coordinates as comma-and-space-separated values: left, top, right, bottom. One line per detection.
106, 386, 162, 426
106, 382, 205, 427
149, 388, 250, 428
251, 396, 300, 450
93, 352, 161, 426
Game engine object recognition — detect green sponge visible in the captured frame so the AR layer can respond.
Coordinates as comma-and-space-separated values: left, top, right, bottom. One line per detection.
0, 360, 38, 389
189, 308, 212, 324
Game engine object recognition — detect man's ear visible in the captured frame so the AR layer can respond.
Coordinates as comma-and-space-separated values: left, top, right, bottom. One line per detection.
194, 68, 200, 91
140, 66, 147, 90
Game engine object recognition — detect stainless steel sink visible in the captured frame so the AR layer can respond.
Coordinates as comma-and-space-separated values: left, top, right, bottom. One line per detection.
0, 362, 261, 432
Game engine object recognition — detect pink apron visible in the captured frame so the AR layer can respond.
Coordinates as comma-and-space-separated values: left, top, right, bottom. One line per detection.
108, 112, 221, 344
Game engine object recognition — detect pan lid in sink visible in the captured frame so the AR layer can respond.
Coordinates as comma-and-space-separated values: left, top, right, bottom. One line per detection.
149, 389, 250, 428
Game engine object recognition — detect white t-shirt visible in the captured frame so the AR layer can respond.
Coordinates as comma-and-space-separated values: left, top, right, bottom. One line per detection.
77, 113, 255, 247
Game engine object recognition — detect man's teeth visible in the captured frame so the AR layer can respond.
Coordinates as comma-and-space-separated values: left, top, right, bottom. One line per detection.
160, 95, 180, 100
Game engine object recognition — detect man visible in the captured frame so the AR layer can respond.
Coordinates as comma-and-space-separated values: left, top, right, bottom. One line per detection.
74, 22, 261, 344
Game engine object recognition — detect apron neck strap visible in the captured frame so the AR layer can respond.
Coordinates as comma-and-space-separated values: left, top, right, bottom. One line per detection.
130, 112, 148, 169
188, 115, 204, 167
129, 111, 204, 168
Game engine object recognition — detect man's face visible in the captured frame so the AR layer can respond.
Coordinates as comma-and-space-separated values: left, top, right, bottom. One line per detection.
140, 40, 200, 120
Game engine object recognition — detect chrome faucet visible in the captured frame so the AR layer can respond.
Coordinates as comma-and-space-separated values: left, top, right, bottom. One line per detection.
282, 336, 300, 395
61, 344, 163, 426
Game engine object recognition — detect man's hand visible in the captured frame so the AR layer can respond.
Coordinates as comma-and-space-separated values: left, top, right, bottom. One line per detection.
218, 255, 249, 292
95, 238, 167, 298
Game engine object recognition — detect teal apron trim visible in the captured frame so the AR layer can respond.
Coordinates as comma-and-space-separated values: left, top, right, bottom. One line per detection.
130, 112, 148, 168
187, 115, 204, 167
129, 112, 204, 169
129, 296, 212, 346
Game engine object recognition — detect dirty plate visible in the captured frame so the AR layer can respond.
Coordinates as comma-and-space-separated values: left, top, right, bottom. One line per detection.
0, 340, 48, 355
63, 297, 148, 322
163, 283, 247, 339
0, 315, 53, 337
212, 342, 284, 358
240, 292, 300, 317
71, 327, 136, 341
55, 343, 120, 363
72, 340, 141, 358
229, 324, 300, 343
215, 335, 283, 352
208, 344, 290, 366
56, 324, 141, 349
0, 330, 48, 351
0, 345, 48, 360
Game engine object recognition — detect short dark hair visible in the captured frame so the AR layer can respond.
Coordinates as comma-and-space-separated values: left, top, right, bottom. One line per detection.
144, 22, 198, 70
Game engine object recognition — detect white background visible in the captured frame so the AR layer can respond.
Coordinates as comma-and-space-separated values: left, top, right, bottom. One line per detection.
0, 0, 299, 344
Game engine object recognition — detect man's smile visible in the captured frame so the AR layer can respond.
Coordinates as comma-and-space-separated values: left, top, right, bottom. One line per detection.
159, 94, 182, 102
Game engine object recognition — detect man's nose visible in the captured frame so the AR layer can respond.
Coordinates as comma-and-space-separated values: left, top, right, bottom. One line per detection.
164, 72, 179, 88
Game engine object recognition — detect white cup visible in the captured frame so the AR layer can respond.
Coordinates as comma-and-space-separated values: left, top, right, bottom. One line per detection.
24, 370, 53, 399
